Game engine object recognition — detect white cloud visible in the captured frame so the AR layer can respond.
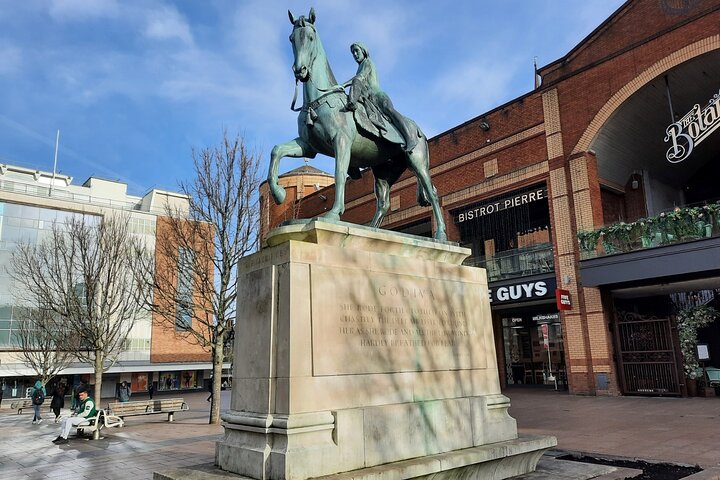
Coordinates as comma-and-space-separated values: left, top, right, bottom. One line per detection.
144, 6, 194, 45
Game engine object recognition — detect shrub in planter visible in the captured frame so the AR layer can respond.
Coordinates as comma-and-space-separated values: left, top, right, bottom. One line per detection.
577, 229, 601, 255
677, 304, 718, 380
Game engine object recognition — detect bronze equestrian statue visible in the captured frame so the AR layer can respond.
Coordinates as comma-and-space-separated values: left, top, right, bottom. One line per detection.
266, 8, 447, 241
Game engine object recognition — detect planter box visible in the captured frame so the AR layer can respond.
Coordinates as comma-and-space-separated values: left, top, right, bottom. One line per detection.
699, 387, 716, 397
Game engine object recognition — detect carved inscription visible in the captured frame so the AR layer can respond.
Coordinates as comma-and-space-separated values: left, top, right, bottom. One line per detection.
339, 302, 471, 349
238, 247, 289, 273
311, 266, 489, 375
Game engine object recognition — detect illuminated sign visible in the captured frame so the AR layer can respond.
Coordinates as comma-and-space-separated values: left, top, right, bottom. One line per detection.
556, 289, 572, 310
489, 276, 556, 305
457, 188, 546, 223
665, 89, 720, 163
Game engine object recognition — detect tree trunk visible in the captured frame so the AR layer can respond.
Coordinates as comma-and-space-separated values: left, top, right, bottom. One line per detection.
94, 352, 104, 404
210, 347, 224, 424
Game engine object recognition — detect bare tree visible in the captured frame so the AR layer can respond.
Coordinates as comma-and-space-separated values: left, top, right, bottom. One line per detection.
150, 131, 261, 424
10, 214, 153, 400
12, 307, 77, 385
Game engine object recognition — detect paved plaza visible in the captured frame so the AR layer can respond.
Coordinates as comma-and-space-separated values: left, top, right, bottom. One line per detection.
1, 388, 719, 479
0, 390, 229, 480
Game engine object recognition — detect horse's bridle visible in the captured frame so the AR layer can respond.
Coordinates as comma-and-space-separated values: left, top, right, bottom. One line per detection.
289, 19, 347, 126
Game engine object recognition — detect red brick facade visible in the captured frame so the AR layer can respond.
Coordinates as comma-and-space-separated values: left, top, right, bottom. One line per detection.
150, 216, 212, 363
268, 0, 720, 395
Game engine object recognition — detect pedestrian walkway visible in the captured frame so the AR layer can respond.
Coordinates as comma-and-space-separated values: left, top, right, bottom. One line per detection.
0, 390, 227, 480
0, 388, 719, 479
508, 387, 720, 469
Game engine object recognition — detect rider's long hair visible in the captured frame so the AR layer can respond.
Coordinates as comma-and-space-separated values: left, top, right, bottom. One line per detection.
351, 42, 369, 59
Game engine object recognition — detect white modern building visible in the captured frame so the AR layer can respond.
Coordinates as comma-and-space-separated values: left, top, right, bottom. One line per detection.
0, 164, 218, 402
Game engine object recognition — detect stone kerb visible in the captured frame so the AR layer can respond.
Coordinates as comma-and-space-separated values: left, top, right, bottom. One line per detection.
215, 219, 554, 480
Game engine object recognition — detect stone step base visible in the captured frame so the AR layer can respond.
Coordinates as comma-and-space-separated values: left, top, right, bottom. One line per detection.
155, 434, 556, 480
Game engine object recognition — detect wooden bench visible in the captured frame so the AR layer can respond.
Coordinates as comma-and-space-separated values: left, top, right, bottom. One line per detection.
75, 409, 125, 440
107, 398, 188, 422
9, 399, 33, 414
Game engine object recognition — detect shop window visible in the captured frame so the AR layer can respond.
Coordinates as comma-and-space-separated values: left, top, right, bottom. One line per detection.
181, 371, 197, 389
454, 184, 553, 280
131, 373, 149, 393
176, 247, 194, 331
501, 311, 566, 388
158, 372, 180, 390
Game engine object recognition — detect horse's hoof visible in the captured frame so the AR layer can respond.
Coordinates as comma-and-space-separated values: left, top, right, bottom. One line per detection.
270, 186, 286, 204
434, 231, 448, 242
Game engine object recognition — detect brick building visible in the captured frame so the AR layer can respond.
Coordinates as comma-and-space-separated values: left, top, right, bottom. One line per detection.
0, 164, 220, 402
263, 0, 720, 396
260, 163, 334, 243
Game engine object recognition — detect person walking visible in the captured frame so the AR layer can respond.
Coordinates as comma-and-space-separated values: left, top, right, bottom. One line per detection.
31, 380, 46, 424
206, 376, 213, 402
50, 383, 66, 423
70, 383, 77, 410
52, 386, 96, 444
117, 381, 131, 402
147, 382, 154, 400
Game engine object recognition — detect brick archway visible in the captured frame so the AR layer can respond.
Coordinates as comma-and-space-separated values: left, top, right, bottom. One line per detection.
572, 34, 720, 155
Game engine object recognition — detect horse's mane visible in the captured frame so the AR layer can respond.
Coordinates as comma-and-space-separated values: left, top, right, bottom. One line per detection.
292, 15, 314, 30
292, 16, 338, 86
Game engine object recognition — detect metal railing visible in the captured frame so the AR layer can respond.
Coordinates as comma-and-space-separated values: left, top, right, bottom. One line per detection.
463, 243, 554, 282
0, 178, 169, 215
578, 201, 720, 259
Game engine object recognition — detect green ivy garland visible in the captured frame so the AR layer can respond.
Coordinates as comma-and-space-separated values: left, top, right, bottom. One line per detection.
677, 305, 718, 378
577, 201, 720, 255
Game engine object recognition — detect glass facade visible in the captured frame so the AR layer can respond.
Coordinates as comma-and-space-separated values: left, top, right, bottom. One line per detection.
158, 371, 181, 391
0, 201, 155, 352
176, 247, 195, 331
454, 183, 554, 282
502, 312, 566, 388
0, 202, 102, 347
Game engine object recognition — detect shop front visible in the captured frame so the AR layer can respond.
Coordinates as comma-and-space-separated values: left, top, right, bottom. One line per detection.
491, 275, 567, 390
455, 184, 553, 283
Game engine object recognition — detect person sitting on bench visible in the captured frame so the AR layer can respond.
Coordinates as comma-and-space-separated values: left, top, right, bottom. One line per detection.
52, 386, 97, 444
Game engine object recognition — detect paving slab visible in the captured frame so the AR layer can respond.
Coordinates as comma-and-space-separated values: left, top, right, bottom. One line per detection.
2, 387, 719, 479
507, 388, 720, 469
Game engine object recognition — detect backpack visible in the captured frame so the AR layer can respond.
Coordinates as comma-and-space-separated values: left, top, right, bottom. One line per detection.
32, 387, 45, 405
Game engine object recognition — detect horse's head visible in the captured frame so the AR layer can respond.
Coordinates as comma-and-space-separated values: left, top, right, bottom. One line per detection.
288, 8, 318, 82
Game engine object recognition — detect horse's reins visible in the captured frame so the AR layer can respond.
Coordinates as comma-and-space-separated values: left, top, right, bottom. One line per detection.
291, 78, 346, 126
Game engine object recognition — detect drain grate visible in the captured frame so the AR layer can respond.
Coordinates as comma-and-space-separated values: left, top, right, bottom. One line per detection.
558, 454, 702, 480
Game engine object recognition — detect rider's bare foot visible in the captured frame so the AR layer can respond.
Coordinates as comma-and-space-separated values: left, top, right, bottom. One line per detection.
346, 101, 356, 111
405, 137, 418, 155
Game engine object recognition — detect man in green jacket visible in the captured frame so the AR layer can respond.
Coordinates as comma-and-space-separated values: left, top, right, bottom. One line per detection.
53, 386, 97, 444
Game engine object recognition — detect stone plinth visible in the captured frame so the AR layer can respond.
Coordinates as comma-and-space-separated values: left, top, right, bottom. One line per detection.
214, 219, 555, 480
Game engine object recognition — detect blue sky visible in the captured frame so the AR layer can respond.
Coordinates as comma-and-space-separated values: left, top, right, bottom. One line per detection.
0, 0, 625, 196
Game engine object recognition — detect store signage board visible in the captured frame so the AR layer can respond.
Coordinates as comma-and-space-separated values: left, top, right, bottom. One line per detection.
532, 312, 559, 323
665, 89, 720, 164
556, 289, 572, 310
457, 187, 547, 223
489, 276, 556, 305
697, 343, 710, 361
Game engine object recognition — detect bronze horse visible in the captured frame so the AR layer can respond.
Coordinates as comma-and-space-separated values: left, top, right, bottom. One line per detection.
266, 8, 447, 241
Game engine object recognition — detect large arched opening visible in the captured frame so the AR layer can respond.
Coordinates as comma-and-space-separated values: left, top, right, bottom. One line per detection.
579, 46, 720, 396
